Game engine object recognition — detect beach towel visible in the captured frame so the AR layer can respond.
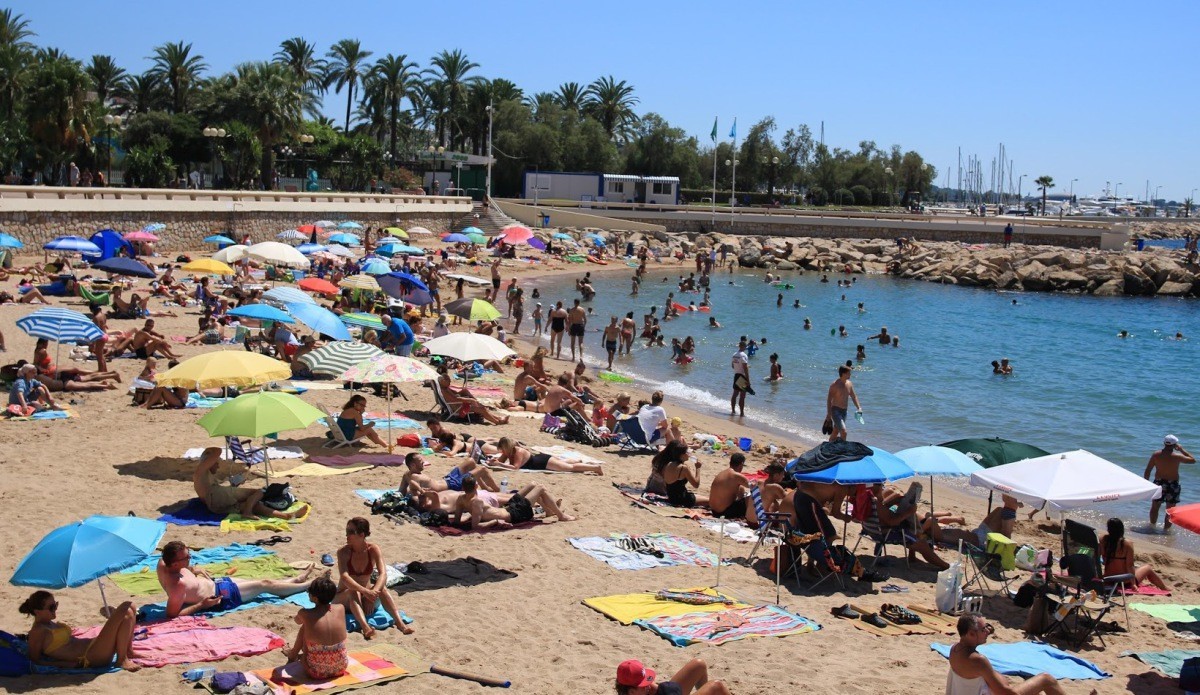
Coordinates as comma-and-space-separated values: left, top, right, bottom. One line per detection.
313, 454, 408, 467
929, 642, 1109, 680
786, 441, 873, 477
355, 489, 391, 504
531, 445, 604, 465
241, 650, 412, 695
158, 498, 225, 526
221, 500, 310, 533
276, 462, 373, 477
3, 408, 73, 422
1121, 649, 1200, 677
361, 413, 421, 429
698, 518, 759, 543
184, 446, 305, 461
1130, 603, 1200, 623
285, 380, 347, 391
394, 557, 517, 593
635, 605, 820, 646
584, 588, 750, 625
285, 594, 411, 634
568, 534, 721, 570
613, 483, 710, 519
139, 592, 301, 622
75, 616, 284, 668
111, 555, 295, 595
186, 393, 233, 409
1117, 584, 1171, 596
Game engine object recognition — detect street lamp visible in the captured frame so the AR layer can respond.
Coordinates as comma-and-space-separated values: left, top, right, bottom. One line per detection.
279, 145, 295, 180
1115, 182, 1123, 199
485, 102, 493, 203
103, 114, 122, 186
202, 126, 226, 189
761, 155, 779, 200
884, 167, 894, 205
427, 145, 445, 195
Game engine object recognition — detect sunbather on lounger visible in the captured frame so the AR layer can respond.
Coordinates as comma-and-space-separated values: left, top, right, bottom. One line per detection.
285, 576, 348, 680
334, 517, 413, 638
435, 371, 510, 425
20, 591, 142, 671
947, 613, 1071, 695
864, 483, 951, 571
401, 451, 499, 494
193, 447, 310, 519
157, 540, 317, 619
615, 657, 731, 695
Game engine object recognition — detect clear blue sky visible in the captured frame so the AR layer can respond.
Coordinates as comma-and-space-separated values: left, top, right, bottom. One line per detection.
13, 0, 1199, 201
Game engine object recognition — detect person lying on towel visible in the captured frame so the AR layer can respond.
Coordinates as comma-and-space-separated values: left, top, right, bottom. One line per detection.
157, 540, 317, 619
193, 447, 309, 520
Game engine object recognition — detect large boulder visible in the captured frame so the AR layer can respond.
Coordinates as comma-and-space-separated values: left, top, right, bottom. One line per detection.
1091, 279, 1123, 296
1156, 281, 1193, 296
1122, 268, 1156, 296
1047, 270, 1088, 291
774, 260, 799, 271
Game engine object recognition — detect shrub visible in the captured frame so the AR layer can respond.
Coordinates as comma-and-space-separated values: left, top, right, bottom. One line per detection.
807, 185, 828, 206
123, 144, 175, 188
850, 185, 872, 207
833, 188, 855, 205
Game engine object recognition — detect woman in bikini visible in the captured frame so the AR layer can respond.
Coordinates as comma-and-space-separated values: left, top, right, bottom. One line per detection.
337, 395, 390, 448
1099, 518, 1169, 591
655, 441, 708, 508
285, 576, 349, 679
33, 339, 120, 385
334, 518, 413, 639
20, 591, 142, 671
490, 437, 604, 475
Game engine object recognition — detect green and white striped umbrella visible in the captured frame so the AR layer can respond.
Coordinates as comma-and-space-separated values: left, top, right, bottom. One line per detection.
296, 341, 385, 377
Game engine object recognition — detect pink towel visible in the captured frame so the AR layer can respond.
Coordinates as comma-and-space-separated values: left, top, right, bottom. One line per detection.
309, 454, 408, 467
1118, 584, 1172, 596
74, 616, 284, 668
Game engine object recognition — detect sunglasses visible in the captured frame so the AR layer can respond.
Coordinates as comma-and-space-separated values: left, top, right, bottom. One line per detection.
44, 602, 59, 611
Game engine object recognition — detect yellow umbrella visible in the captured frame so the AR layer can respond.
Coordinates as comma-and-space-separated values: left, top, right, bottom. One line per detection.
183, 259, 235, 275
339, 275, 380, 291
383, 227, 408, 239
156, 351, 291, 390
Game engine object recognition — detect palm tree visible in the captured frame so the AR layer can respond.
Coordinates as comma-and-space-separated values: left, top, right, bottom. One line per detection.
584, 76, 639, 141
425, 49, 480, 149
524, 91, 556, 120
363, 53, 419, 158
324, 38, 372, 133
232, 61, 311, 189
148, 41, 207, 113
0, 42, 28, 119
0, 8, 34, 48
274, 37, 326, 101
554, 82, 585, 113
86, 55, 126, 105
1035, 175, 1054, 216
27, 50, 91, 182
124, 72, 167, 114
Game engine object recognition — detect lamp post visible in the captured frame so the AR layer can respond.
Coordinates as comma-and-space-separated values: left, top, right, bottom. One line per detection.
202, 126, 226, 188
1115, 182, 1123, 199
103, 114, 122, 186
485, 102, 493, 203
761, 155, 779, 201
725, 158, 739, 227
427, 145, 444, 195
884, 167, 894, 206
279, 145, 295, 180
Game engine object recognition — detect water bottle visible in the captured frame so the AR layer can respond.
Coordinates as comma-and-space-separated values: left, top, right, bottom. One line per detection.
855, 410, 865, 425
182, 666, 216, 682
500, 476, 509, 493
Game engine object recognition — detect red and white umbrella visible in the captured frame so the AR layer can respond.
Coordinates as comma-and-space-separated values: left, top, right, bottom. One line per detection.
124, 231, 159, 242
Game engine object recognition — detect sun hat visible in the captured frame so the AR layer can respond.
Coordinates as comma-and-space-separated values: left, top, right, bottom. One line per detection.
616, 660, 655, 688
1165, 434, 1180, 446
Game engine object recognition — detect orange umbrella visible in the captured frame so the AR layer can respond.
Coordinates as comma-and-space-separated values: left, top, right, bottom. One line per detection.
296, 224, 326, 236
1167, 503, 1200, 534
299, 277, 339, 295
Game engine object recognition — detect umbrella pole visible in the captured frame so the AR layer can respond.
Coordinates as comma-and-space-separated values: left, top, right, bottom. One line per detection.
97, 577, 112, 615
929, 475, 935, 518
387, 390, 393, 454
714, 518, 725, 590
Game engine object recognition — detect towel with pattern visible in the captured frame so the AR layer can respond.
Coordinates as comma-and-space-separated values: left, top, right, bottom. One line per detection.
220, 500, 311, 533
568, 534, 720, 570
75, 616, 284, 668
275, 462, 373, 477
584, 588, 750, 625
111, 555, 295, 595
635, 605, 821, 646
613, 483, 711, 519
244, 650, 412, 695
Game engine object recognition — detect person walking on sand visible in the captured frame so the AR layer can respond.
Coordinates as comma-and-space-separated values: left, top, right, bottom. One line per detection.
825, 365, 862, 442
603, 316, 621, 370
549, 301, 567, 357
567, 299, 587, 361
730, 339, 752, 416
947, 613, 1073, 695
1145, 434, 1195, 530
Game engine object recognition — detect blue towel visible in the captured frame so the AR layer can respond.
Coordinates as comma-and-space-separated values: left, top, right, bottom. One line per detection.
120, 543, 273, 573
186, 393, 232, 409
138, 592, 296, 622
355, 489, 390, 504
285, 593, 412, 633
156, 498, 224, 526
930, 642, 1110, 680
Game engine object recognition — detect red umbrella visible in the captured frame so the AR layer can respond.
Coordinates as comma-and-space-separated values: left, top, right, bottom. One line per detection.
298, 277, 339, 295
498, 225, 533, 243
296, 225, 326, 236
1167, 504, 1200, 534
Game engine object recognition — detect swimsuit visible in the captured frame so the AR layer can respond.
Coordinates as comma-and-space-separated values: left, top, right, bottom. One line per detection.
714, 496, 748, 520
445, 466, 466, 491
656, 682, 684, 695
524, 453, 552, 471
550, 316, 566, 332
213, 576, 243, 611
1000, 508, 1017, 521
303, 641, 348, 679
504, 493, 534, 524
347, 548, 373, 577
1155, 478, 1182, 505
605, 339, 618, 352
336, 417, 358, 442
134, 346, 149, 359
830, 406, 847, 430
569, 323, 585, 337
665, 477, 696, 508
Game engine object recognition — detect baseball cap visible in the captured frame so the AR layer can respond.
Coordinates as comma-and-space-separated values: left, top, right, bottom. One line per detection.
1165, 434, 1180, 446
616, 660, 655, 688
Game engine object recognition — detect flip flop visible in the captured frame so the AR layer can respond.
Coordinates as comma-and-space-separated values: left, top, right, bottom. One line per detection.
250, 535, 292, 546
881, 583, 909, 593
321, 553, 335, 566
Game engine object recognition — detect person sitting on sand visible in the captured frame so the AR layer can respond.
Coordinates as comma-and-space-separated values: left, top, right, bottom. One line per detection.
435, 369, 510, 425
401, 450, 500, 494
1099, 517, 1169, 592
338, 395, 391, 448
566, 361, 598, 402
108, 319, 179, 360
8, 364, 58, 413
283, 576, 349, 679
708, 453, 752, 520
615, 657, 731, 695
501, 373, 585, 417
636, 390, 678, 446
947, 612, 1070, 695
20, 591, 142, 671
487, 436, 604, 475
448, 474, 575, 530
108, 285, 147, 319
512, 361, 548, 403
654, 441, 708, 509
335, 518, 414, 638
193, 447, 310, 519
157, 540, 318, 619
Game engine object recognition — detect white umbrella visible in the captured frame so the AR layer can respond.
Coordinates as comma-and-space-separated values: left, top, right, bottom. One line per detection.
969, 450, 1161, 514
407, 226, 433, 236
247, 241, 310, 269
277, 229, 306, 241
422, 332, 515, 363
213, 244, 248, 263
325, 244, 355, 258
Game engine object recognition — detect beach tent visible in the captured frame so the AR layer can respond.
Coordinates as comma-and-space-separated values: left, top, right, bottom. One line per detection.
83, 229, 133, 263
969, 450, 1161, 513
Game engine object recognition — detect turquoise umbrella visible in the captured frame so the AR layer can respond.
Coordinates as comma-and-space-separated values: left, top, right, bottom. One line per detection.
205, 234, 236, 245
0, 232, 24, 248
228, 303, 296, 324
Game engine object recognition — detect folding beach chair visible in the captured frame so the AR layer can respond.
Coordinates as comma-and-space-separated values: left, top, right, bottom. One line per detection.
225, 435, 272, 480
424, 379, 476, 423
321, 409, 368, 449
959, 540, 1015, 598
613, 416, 657, 453
745, 484, 789, 566
1059, 519, 1134, 631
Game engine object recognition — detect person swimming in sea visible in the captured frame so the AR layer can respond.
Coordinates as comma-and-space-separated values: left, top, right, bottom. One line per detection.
991, 360, 1003, 374
1118, 330, 1130, 338
793, 299, 801, 308
838, 325, 847, 337
777, 293, 783, 307
857, 302, 866, 313
708, 317, 721, 328
768, 353, 783, 381
856, 345, 866, 361
803, 317, 812, 329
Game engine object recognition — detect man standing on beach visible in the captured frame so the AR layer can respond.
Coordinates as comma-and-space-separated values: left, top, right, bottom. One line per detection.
825, 365, 862, 442
602, 316, 620, 370
1145, 434, 1195, 530
1003, 222, 1014, 248
489, 258, 502, 302
947, 613, 1068, 695
730, 339, 751, 416
567, 299, 587, 361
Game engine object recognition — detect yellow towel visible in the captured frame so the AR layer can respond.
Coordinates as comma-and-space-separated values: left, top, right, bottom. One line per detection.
220, 500, 310, 533
583, 587, 750, 625
275, 462, 373, 477
108, 555, 297, 595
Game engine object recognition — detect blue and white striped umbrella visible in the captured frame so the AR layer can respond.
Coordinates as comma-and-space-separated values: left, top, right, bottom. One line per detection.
277, 229, 307, 241
44, 236, 102, 254
16, 307, 104, 344
297, 243, 326, 255
263, 286, 316, 306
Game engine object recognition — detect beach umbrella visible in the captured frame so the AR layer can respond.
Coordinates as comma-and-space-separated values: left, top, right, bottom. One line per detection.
16, 307, 103, 388
263, 286, 316, 306
212, 244, 249, 263
277, 229, 307, 241
141, 223, 166, 232
313, 221, 335, 229
296, 224, 326, 236
183, 258, 234, 276
461, 226, 484, 236
198, 392, 326, 482
969, 450, 1161, 514
341, 354, 440, 448
92, 257, 155, 278
361, 258, 392, 275
423, 332, 515, 363
377, 272, 432, 305
0, 232, 25, 248
1167, 504, 1200, 535
383, 227, 408, 238
895, 445, 985, 516
285, 302, 352, 341
204, 234, 236, 245
441, 233, 470, 243
228, 303, 296, 324
790, 445, 915, 485
297, 341, 383, 378
444, 297, 501, 321
939, 437, 1051, 469
337, 221, 363, 230
44, 236, 101, 254
325, 244, 355, 258
407, 226, 432, 236
339, 275, 380, 292
123, 230, 159, 242
156, 351, 291, 390
498, 225, 533, 243
11, 515, 166, 610
340, 312, 386, 332
328, 233, 361, 246
299, 277, 340, 295
592, 238, 606, 247
466, 232, 487, 245
377, 243, 424, 257
247, 241, 310, 268
443, 273, 490, 286
584, 232, 605, 240
552, 232, 573, 241
297, 243, 326, 255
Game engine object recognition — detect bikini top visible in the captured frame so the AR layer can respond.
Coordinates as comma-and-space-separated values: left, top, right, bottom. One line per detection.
43, 624, 73, 654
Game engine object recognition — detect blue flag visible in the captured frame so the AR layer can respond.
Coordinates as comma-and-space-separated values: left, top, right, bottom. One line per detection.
729, 117, 737, 140
710, 117, 718, 143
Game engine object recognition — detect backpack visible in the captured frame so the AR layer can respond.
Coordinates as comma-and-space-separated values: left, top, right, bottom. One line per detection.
370, 491, 412, 516
260, 482, 296, 511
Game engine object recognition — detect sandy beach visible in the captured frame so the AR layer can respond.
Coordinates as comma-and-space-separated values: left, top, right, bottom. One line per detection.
0, 248, 1195, 695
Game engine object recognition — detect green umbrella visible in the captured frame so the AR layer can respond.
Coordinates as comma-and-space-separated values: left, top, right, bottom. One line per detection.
938, 437, 1050, 469
466, 232, 487, 245
197, 392, 326, 482
444, 297, 501, 321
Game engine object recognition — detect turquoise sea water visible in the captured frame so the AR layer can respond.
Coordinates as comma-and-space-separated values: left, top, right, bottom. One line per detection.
529, 267, 1200, 546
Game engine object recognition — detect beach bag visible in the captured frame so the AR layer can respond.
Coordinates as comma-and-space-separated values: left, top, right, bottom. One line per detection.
850, 485, 872, 523
370, 491, 411, 516
1180, 657, 1200, 691
260, 482, 296, 511
396, 433, 421, 448
1013, 545, 1040, 571
0, 629, 31, 677
935, 561, 963, 613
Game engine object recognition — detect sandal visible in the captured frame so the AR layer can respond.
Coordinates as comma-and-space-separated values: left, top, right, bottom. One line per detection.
830, 604, 860, 620
861, 612, 889, 629
881, 604, 922, 625
881, 583, 910, 593
250, 535, 292, 546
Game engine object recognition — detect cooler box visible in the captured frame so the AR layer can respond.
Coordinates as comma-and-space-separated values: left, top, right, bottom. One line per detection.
986, 532, 1018, 571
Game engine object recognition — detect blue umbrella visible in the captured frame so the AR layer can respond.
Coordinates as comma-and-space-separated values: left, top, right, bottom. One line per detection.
461, 226, 484, 236
0, 232, 24, 248
93, 257, 156, 278
286, 302, 353, 341
592, 238, 606, 247
44, 235, 102, 254
377, 271, 433, 305
337, 221, 363, 229
791, 445, 914, 485
263, 286, 316, 306
297, 243, 326, 255
141, 223, 166, 232
228, 303, 296, 324
16, 307, 103, 344
361, 258, 392, 275
552, 233, 573, 241
584, 232, 605, 240
442, 233, 470, 243
328, 233, 360, 246
895, 445, 985, 515
527, 237, 547, 251
204, 234, 236, 245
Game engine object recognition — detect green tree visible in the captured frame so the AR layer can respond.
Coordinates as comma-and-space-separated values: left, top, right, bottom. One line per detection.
214, 120, 261, 188
324, 38, 372, 133
425, 48, 480, 149
148, 41, 207, 113
554, 81, 585, 113
124, 142, 174, 187
85, 54, 125, 105
232, 61, 311, 189
363, 53, 419, 158
26, 50, 91, 182
124, 72, 168, 114
1035, 174, 1054, 215
0, 42, 29, 120
274, 37, 326, 100
0, 8, 34, 48
624, 113, 700, 187
583, 75, 638, 141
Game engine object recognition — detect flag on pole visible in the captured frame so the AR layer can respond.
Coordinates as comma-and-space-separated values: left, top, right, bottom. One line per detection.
710, 117, 718, 143
729, 118, 737, 140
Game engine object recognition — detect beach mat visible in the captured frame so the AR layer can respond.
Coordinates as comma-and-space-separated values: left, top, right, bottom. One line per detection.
314, 454, 408, 467
1130, 603, 1200, 623
1118, 584, 1171, 596
394, 557, 517, 593
929, 642, 1109, 680
276, 462, 374, 477
238, 650, 413, 695
286, 380, 348, 390
184, 446, 305, 461
77, 616, 284, 668
613, 483, 710, 519
158, 498, 224, 526
121, 543, 276, 573
568, 534, 720, 570
1121, 649, 1200, 677
635, 604, 820, 646
220, 500, 311, 533
531, 444, 604, 464
905, 605, 959, 634
139, 592, 300, 622
111, 555, 294, 595
3, 408, 73, 422
584, 588, 749, 625
698, 518, 759, 543
186, 393, 233, 409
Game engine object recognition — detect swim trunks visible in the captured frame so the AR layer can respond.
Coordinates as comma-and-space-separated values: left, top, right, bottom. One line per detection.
1000, 508, 1017, 521
303, 641, 348, 679
134, 346, 149, 359
505, 493, 534, 524
1155, 478, 1182, 505
525, 453, 552, 471
569, 323, 585, 338
444, 466, 466, 491
491, 278, 501, 290
656, 682, 683, 695
714, 496, 748, 520
213, 576, 243, 611
605, 340, 617, 352
830, 406, 847, 430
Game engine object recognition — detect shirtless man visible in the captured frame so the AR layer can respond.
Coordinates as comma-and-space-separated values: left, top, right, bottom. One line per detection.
399, 451, 499, 495
489, 258, 502, 302
602, 316, 621, 370
504, 373, 586, 417
567, 299, 587, 361
946, 613, 1070, 695
512, 361, 548, 403
549, 301, 568, 358
708, 453, 752, 521
193, 447, 310, 519
867, 326, 891, 346
157, 540, 317, 619
109, 319, 179, 360
450, 474, 575, 530
825, 365, 862, 442
1145, 434, 1195, 529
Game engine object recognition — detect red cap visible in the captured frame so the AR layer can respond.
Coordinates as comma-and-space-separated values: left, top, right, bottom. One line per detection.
616, 660, 655, 688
